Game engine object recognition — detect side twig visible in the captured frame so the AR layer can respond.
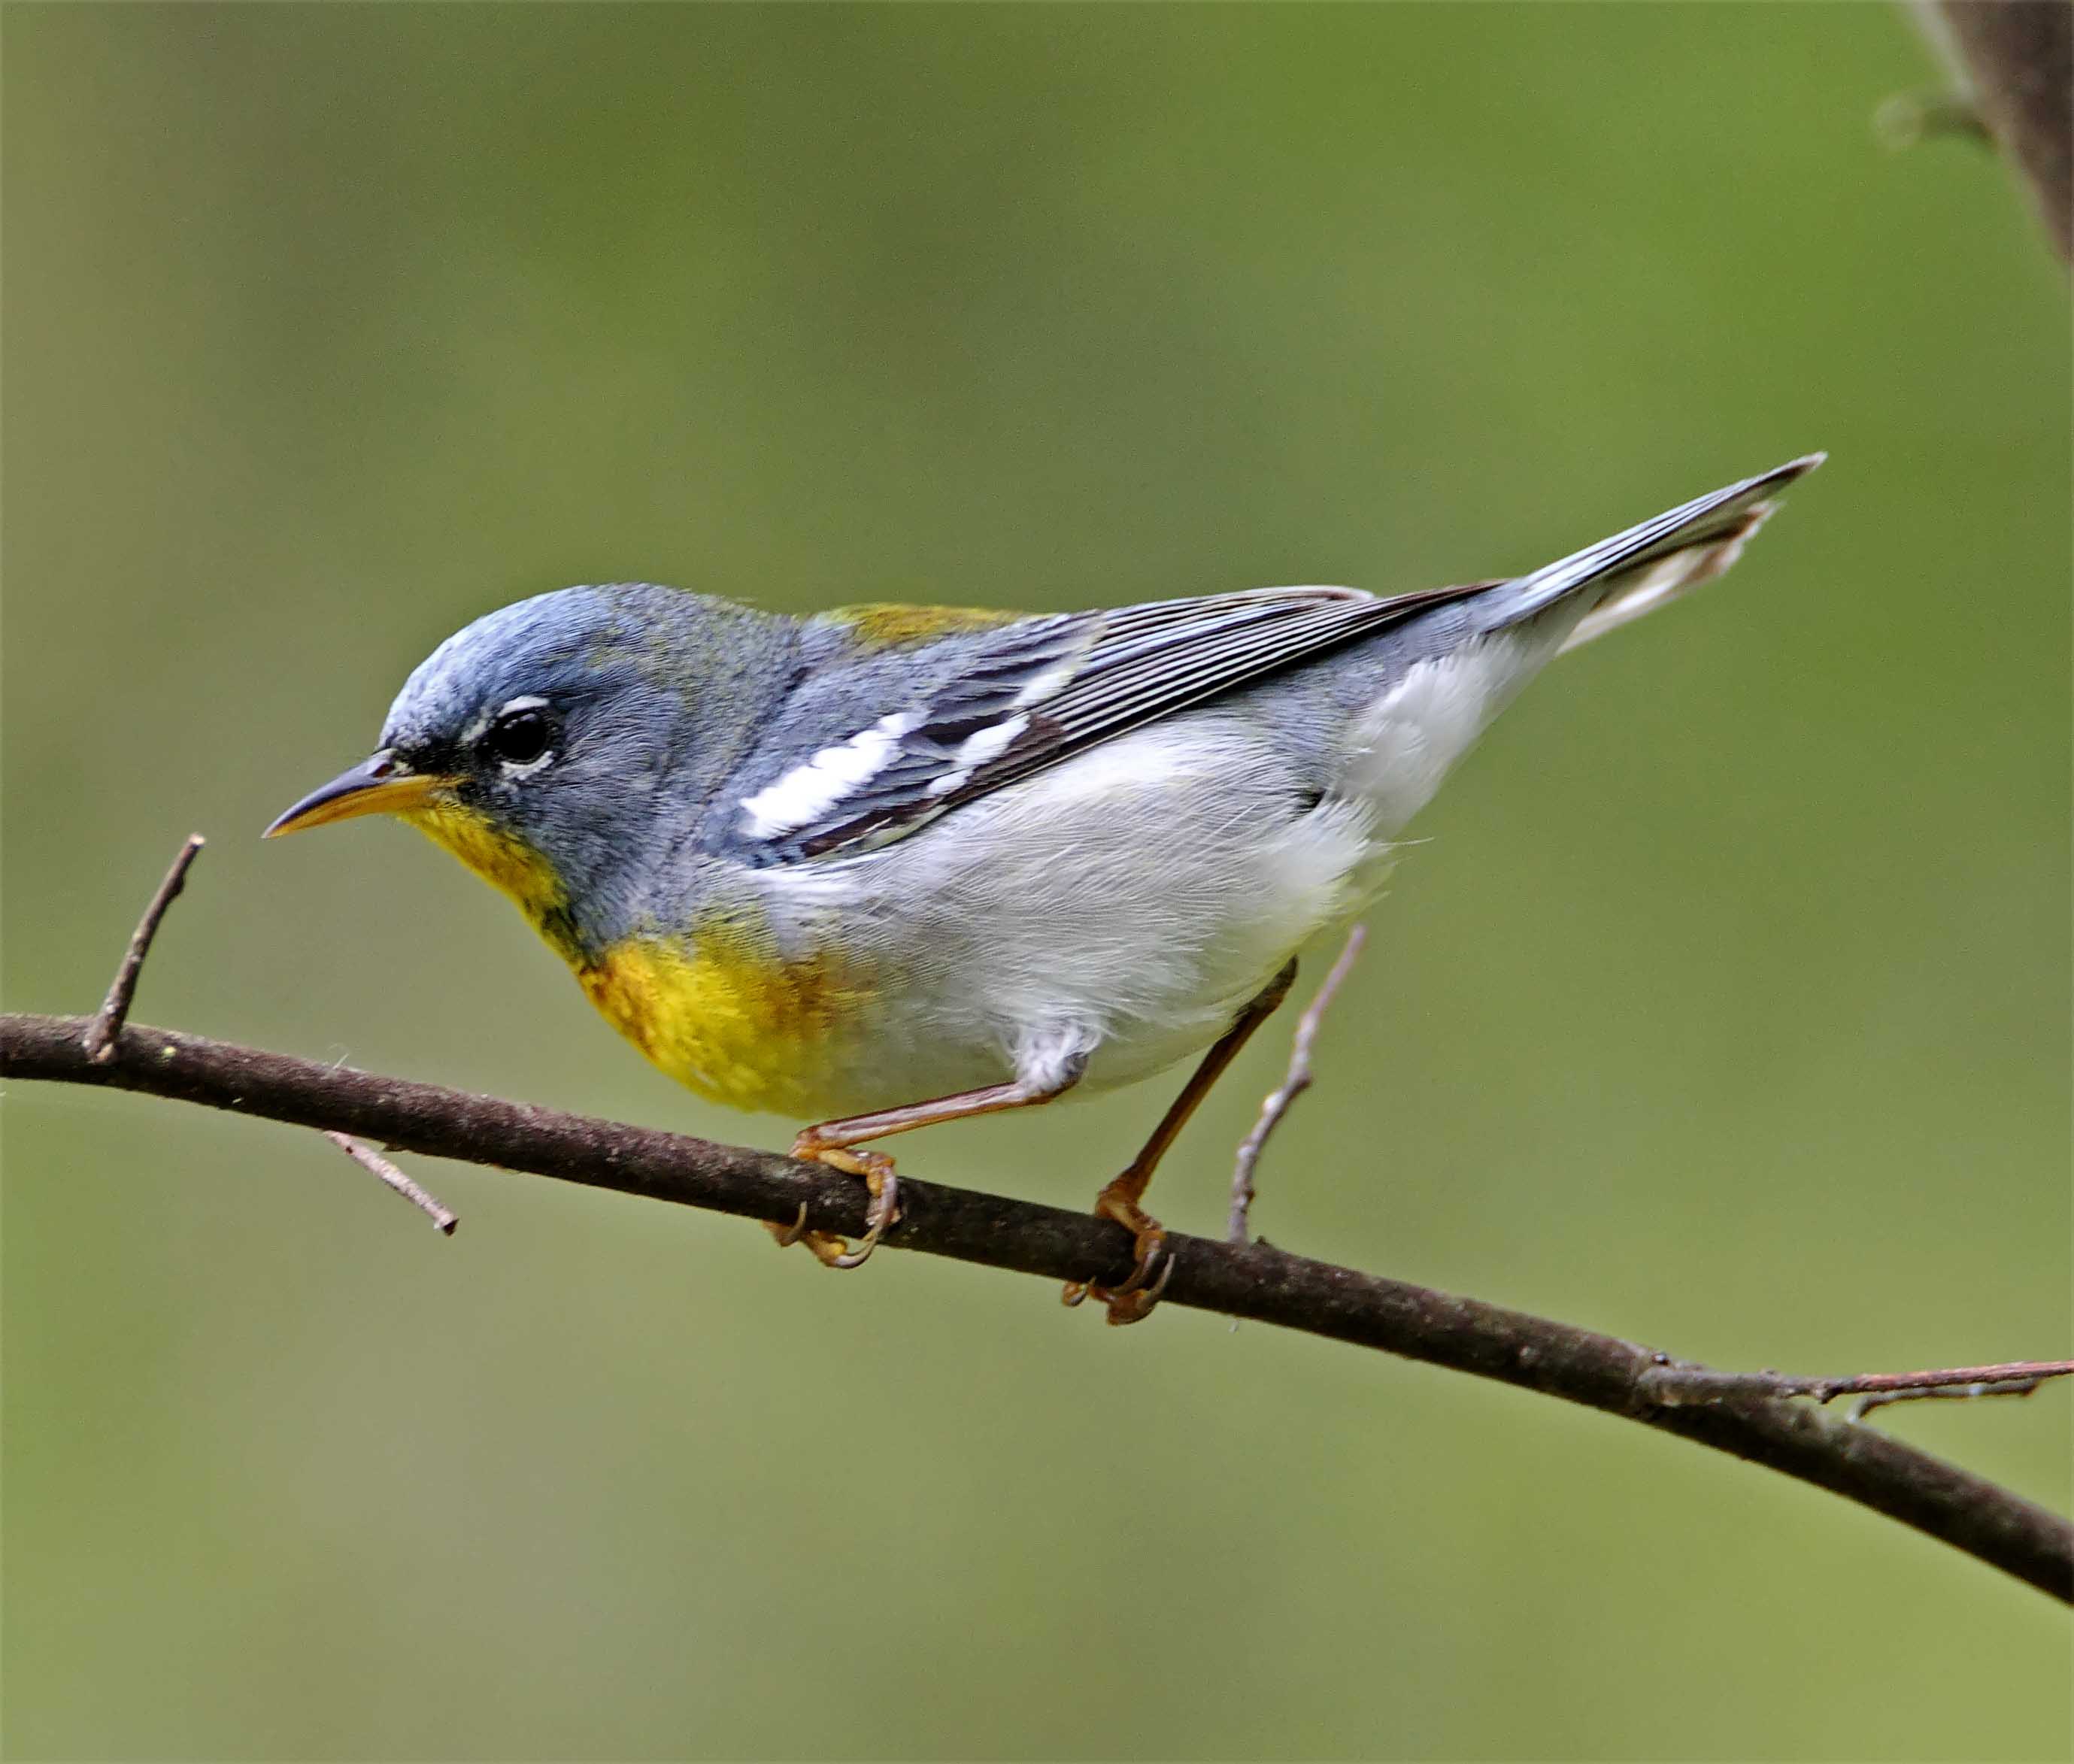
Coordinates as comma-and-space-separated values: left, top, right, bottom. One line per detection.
320, 1131, 459, 1235
1644, 1358, 2074, 1409
1874, 88, 1994, 150
1849, 1377, 2059, 1422
1229, 923, 1366, 1243
83, 834, 205, 1064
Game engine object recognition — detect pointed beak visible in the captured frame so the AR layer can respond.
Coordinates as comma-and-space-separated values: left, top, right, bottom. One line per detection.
263, 752, 453, 838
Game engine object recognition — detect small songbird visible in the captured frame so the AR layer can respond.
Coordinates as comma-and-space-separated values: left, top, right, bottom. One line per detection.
268, 456, 1820, 1320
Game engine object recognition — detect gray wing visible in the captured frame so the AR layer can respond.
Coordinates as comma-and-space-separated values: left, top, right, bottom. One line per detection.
735, 454, 1821, 865
734, 582, 1482, 862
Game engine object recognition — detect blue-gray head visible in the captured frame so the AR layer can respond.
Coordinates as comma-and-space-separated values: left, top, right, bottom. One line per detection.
266, 583, 796, 956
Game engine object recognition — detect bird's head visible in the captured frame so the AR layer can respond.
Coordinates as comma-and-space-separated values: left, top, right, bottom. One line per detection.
266, 583, 793, 958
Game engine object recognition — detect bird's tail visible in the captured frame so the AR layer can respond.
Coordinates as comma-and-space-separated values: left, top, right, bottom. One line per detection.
1475, 453, 1824, 653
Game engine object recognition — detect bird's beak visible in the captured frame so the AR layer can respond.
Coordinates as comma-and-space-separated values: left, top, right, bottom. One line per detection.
262, 752, 453, 838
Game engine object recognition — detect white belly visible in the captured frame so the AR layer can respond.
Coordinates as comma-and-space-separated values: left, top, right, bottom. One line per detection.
746, 623, 1572, 1121
756, 719, 1375, 1115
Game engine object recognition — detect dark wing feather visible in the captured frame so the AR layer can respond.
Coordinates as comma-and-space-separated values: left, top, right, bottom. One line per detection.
741, 454, 1824, 862
757, 583, 1483, 862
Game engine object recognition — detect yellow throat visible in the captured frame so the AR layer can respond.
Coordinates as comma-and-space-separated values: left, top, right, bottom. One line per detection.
404, 799, 866, 1117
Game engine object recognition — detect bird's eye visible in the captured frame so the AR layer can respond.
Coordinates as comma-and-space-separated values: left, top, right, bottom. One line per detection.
483, 705, 553, 767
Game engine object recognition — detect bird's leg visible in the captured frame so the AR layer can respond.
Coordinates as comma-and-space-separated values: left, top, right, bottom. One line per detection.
1064, 959, 1298, 1326
778, 1061, 1085, 1269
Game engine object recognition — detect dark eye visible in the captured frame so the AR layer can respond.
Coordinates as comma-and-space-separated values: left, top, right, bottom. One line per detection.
483, 705, 553, 767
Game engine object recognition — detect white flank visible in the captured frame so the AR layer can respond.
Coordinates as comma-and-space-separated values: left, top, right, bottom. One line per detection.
739, 711, 920, 839
1342, 638, 1549, 835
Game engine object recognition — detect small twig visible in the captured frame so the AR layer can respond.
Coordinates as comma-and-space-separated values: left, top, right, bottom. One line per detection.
83, 835, 205, 1065
1812, 1359, 2074, 1404
1874, 89, 1994, 152
320, 1130, 459, 1235
1228, 923, 1366, 1244
1642, 1358, 2074, 1410
1848, 1377, 2055, 1423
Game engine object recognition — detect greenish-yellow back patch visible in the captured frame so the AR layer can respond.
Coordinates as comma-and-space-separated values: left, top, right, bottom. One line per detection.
820, 602, 1022, 651
578, 917, 871, 1116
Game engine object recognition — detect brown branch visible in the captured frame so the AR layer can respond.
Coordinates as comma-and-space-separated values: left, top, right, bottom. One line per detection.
320, 1130, 459, 1235
6, 842, 2069, 1605
1229, 923, 1366, 1242
82, 834, 205, 1063
1905, 0, 2073, 264
4, 1009, 2068, 1603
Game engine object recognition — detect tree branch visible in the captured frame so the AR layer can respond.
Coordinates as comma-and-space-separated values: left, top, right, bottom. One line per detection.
8, 839, 2069, 1602
1903, 0, 2072, 264
5, 1007, 2069, 1602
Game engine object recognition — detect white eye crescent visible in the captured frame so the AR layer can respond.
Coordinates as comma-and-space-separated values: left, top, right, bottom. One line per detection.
482, 696, 557, 774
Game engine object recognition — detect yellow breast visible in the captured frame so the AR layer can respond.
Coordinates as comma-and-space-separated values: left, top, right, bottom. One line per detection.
577, 920, 872, 1117
399, 796, 869, 1117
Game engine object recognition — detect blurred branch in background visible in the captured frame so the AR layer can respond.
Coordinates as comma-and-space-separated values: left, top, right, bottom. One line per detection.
1892, 0, 2072, 262
2, 843, 2070, 1604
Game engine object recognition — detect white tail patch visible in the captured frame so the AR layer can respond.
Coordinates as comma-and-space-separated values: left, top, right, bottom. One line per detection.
1558, 502, 1775, 654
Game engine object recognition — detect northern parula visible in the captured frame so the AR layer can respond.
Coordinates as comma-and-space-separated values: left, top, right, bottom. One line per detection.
268, 456, 1820, 1319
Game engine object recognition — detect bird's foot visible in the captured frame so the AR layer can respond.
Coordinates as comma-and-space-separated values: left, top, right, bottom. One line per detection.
769, 1138, 900, 1268
1061, 1180, 1172, 1326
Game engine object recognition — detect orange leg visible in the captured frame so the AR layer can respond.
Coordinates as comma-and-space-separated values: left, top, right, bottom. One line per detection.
1064, 959, 1298, 1326
775, 1059, 1086, 1268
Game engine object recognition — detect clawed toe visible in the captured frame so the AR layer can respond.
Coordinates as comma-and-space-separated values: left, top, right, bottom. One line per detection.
1102, 1244, 1174, 1325
1061, 1208, 1173, 1326
775, 1138, 901, 1268
766, 1202, 813, 1248
763, 1203, 866, 1268
1106, 1224, 1168, 1298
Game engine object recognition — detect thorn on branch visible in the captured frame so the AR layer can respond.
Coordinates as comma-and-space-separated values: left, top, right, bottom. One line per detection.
83, 835, 205, 1065
320, 1130, 459, 1235
1228, 923, 1366, 1244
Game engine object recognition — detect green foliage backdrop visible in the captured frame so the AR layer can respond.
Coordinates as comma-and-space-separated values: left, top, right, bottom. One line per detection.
5, 6, 2067, 1759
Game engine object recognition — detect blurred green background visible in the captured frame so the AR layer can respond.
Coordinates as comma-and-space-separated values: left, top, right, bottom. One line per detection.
5, 5, 2067, 1759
